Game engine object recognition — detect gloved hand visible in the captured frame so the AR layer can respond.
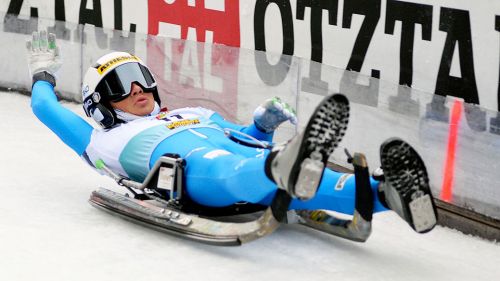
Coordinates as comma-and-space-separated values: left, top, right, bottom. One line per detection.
253, 97, 298, 133
26, 30, 61, 79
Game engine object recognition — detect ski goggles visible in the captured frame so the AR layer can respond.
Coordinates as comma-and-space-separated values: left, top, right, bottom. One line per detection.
95, 62, 156, 102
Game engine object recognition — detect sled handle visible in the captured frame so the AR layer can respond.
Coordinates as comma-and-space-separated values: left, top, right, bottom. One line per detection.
95, 159, 143, 190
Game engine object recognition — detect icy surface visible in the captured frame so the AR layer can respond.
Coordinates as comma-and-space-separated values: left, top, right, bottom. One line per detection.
1, 92, 499, 281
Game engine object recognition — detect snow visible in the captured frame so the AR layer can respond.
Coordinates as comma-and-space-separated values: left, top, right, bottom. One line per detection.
0, 91, 499, 281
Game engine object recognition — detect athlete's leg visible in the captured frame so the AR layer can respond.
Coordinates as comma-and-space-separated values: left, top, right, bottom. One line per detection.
182, 142, 275, 206
255, 168, 387, 213
186, 146, 388, 214
151, 127, 277, 206
289, 169, 387, 213
154, 127, 387, 213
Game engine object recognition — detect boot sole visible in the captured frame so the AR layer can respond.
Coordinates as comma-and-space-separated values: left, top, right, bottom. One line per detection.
291, 94, 350, 199
380, 138, 437, 233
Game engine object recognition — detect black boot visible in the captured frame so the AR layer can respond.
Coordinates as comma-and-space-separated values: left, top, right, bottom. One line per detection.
379, 138, 438, 233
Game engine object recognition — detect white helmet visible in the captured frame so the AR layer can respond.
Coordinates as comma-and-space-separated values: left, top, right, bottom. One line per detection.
82, 52, 160, 128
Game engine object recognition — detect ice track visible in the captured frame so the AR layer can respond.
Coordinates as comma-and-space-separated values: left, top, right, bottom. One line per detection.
1, 92, 499, 281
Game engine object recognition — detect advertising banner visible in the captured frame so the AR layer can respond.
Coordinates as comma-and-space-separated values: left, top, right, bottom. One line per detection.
2, 0, 500, 111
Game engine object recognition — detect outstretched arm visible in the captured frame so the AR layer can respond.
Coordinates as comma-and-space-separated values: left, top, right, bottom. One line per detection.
27, 30, 93, 156
31, 81, 93, 156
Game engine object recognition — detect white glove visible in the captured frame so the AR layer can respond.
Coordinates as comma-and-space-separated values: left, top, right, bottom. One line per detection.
26, 30, 62, 78
253, 97, 298, 133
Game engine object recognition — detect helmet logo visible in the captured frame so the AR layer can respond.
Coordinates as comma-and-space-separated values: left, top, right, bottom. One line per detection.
82, 85, 89, 96
92, 92, 101, 103
84, 98, 93, 111
97, 55, 140, 75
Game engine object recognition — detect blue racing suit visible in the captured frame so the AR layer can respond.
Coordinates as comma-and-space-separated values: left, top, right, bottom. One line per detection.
31, 81, 387, 214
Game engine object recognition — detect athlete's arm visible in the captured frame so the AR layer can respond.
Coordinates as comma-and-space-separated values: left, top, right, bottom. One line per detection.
209, 97, 297, 142
27, 31, 93, 156
209, 112, 273, 142
31, 80, 93, 155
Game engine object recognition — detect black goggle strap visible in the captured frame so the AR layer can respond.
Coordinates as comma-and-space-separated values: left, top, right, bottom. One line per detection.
139, 64, 156, 85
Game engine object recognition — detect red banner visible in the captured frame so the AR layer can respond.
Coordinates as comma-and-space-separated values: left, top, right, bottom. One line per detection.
147, 0, 240, 47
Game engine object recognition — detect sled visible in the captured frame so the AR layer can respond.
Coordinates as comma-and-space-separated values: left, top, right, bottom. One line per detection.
89, 152, 374, 246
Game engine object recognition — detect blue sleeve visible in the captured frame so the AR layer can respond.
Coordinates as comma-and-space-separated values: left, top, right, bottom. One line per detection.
31, 81, 94, 156
209, 112, 273, 142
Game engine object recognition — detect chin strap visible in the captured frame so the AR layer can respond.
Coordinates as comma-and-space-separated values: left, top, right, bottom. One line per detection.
114, 102, 161, 123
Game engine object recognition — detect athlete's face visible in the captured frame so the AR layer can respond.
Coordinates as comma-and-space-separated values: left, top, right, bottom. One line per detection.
110, 82, 155, 116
